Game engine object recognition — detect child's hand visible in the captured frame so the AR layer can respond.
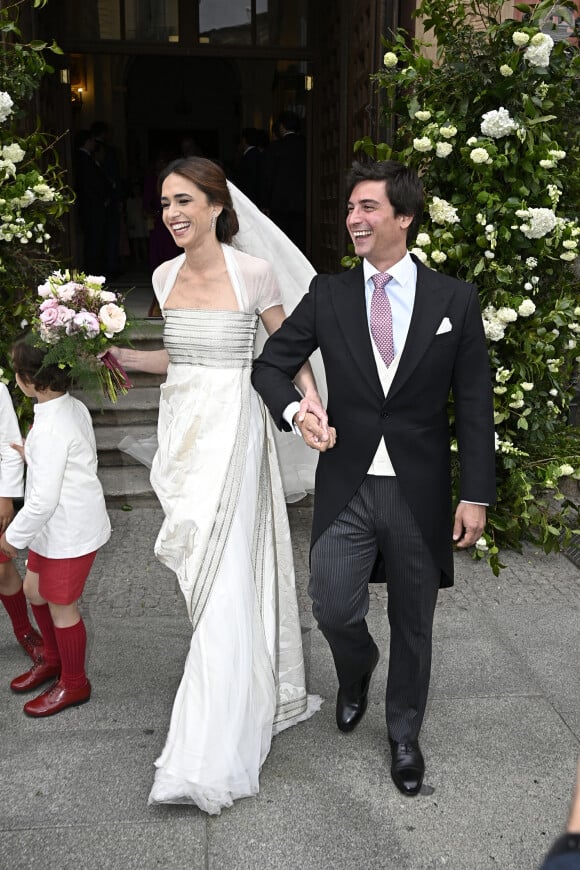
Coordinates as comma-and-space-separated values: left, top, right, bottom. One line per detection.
0, 531, 17, 558
0, 496, 14, 533
10, 441, 25, 461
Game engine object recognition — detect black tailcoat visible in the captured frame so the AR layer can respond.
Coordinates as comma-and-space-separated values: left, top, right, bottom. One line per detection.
252, 257, 497, 587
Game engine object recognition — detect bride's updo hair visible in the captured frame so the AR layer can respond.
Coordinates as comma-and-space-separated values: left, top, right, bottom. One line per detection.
158, 157, 239, 244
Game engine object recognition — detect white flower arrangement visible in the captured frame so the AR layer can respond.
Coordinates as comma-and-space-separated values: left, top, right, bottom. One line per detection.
436, 142, 453, 158
470, 147, 492, 164
428, 196, 460, 225
524, 32, 554, 67
413, 136, 433, 152
512, 31, 530, 47
518, 207, 557, 239
480, 106, 519, 138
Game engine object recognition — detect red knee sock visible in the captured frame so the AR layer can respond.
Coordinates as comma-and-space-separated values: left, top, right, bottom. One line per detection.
0, 588, 33, 640
30, 603, 60, 666
53, 619, 88, 690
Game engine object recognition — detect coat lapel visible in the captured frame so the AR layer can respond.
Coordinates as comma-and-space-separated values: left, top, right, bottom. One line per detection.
386, 259, 454, 403
330, 266, 384, 400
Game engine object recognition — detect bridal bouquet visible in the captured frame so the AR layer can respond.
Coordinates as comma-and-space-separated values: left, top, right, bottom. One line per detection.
32, 270, 132, 402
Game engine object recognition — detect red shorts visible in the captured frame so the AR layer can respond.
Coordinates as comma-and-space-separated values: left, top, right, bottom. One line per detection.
27, 549, 97, 605
0, 551, 11, 564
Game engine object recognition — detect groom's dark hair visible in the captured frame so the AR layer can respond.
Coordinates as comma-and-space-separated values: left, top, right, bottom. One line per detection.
346, 160, 425, 244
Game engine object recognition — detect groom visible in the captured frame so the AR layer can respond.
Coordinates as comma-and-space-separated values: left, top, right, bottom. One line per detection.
251, 159, 496, 796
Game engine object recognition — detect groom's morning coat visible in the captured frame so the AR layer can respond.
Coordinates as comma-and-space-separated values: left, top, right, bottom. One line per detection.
251, 256, 497, 587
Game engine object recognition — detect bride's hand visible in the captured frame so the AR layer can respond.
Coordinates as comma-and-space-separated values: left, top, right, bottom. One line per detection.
298, 393, 328, 437
100, 345, 124, 364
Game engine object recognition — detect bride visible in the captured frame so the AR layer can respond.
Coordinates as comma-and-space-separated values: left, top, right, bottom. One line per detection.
110, 157, 333, 814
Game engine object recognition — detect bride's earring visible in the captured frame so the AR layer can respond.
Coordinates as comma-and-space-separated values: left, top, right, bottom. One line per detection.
210, 212, 217, 231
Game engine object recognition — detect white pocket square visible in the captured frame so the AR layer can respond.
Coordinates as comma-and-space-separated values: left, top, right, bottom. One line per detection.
435, 317, 452, 335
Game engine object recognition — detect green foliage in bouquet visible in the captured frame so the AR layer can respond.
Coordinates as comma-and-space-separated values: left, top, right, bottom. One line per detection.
348, 0, 580, 573
0, 0, 73, 424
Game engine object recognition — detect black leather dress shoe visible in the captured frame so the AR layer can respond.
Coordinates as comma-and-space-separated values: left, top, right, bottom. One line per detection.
336, 646, 380, 733
389, 738, 425, 796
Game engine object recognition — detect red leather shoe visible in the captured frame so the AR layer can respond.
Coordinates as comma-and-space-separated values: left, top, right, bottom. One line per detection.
18, 629, 44, 662
24, 679, 91, 717
11, 658, 60, 693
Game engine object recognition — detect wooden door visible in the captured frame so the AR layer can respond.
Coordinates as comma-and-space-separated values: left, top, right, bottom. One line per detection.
310, 0, 410, 272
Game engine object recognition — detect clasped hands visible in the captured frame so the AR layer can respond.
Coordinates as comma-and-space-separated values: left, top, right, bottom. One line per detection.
294, 396, 336, 452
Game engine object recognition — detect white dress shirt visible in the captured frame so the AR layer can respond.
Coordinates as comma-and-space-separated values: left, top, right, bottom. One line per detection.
6, 392, 111, 557
0, 383, 24, 498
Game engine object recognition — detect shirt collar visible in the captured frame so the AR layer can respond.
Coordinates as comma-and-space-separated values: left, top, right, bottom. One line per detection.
363, 251, 414, 288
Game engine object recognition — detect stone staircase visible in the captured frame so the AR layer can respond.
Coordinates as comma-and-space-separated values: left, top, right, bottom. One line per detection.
82, 317, 164, 507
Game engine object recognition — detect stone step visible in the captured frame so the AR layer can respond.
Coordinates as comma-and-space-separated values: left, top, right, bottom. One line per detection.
82, 386, 161, 425
87, 318, 163, 501
97, 465, 160, 508
95, 423, 157, 466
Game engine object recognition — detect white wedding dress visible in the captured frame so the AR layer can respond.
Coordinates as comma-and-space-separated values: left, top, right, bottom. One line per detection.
147, 243, 322, 814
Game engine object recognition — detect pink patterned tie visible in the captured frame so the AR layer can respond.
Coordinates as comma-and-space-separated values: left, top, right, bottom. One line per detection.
370, 272, 395, 367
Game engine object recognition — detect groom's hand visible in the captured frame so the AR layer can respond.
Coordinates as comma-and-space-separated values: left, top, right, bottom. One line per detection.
294, 411, 337, 452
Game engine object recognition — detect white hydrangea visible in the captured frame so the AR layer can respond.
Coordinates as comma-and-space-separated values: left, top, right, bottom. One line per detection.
495, 366, 512, 384
439, 125, 457, 139
497, 307, 518, 323
415, 232, 431, 247
431, 250, 447, 264
524, 32, 553, 67
563, 240, 578, 250
525, 257, 538, 269
512, 31, 530, 47
475, 537, 489, 552
561, 251, 578, 262
436, 142, 453, 158
0, 91, 13, 123
2, 143, 25, 163
521, 382, 534, 391
518, 299, 536, 317
499, 65, 513, 77
548, 150, 566, 161
429, 196, 460, 225
470, 147, 491, 164
414, 110, 431, 121
539, 159, 555, 169
519, 207, 557, 239
559, 464, 575, 477
19, 190, 36, 208
413, 136, 433, 152
410, 247, 428, 263
480, 107, 519, 139
383, 51, 398, 68
33, 182, 56, 202
483, 319, 506, 342
466, 136, 478, 146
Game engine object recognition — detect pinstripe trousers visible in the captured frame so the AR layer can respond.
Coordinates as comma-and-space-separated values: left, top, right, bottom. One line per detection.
309, 475, 440, 742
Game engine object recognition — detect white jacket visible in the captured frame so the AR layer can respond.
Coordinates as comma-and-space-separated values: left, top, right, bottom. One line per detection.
6, 393, 111, 557
0, 383, 24, 498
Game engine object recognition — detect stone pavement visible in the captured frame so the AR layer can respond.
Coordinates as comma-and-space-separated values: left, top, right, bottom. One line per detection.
0, 500, 579, 870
